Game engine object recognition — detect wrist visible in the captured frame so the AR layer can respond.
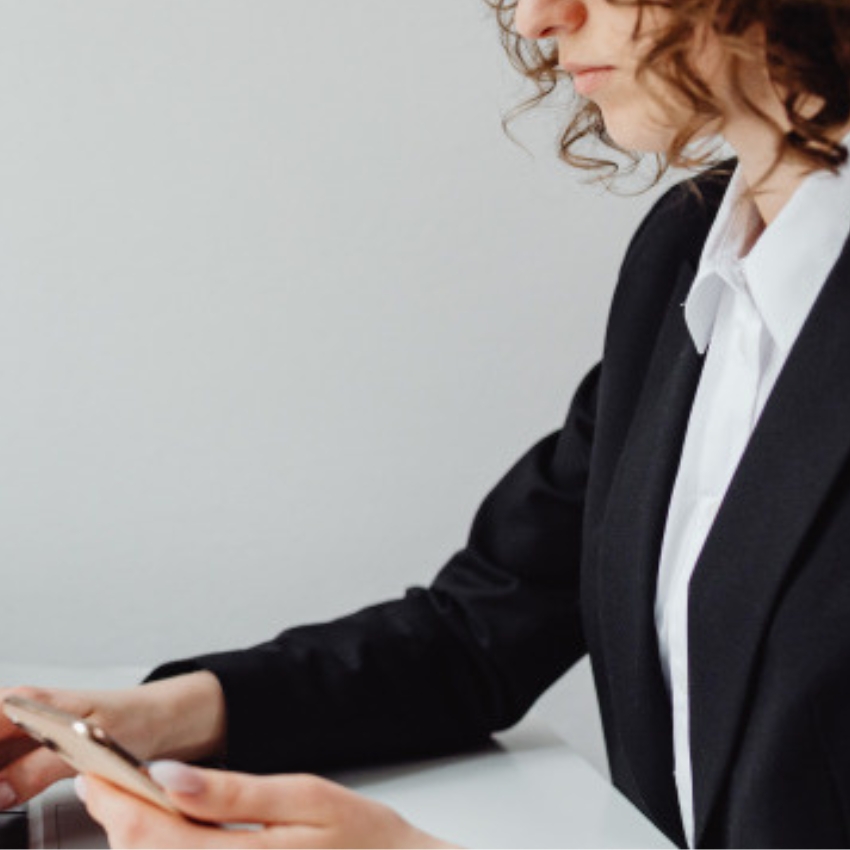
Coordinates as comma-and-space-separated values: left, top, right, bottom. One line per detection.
104, 672, 226, 764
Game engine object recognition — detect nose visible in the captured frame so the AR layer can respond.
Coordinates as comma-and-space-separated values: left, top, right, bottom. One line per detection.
514, 0, 588, 40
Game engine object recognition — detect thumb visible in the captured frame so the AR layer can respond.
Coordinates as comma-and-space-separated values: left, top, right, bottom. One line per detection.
148, 761, 337, 826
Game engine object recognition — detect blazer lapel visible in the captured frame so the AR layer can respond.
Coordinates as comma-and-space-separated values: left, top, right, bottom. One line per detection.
690, 236, 850, 846
597, 261, 702, 847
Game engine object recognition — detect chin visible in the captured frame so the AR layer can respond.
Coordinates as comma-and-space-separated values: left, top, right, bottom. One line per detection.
597, 93, 687, 156
602, 111, 678, 155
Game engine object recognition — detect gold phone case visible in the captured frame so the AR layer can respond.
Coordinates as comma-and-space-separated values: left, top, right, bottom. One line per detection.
2, 695, 181, 815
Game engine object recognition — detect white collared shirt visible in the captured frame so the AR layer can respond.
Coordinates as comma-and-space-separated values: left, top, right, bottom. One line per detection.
655, 146, 850, 847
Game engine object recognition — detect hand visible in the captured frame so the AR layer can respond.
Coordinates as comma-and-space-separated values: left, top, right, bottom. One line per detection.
0, 672, 226, 808
0, 684, 137, 808
78, 761, 457, 849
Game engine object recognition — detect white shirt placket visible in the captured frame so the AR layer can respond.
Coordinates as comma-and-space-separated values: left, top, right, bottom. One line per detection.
673, 267, 766, 846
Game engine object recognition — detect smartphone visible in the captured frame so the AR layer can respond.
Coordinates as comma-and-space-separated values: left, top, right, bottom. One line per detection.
2, 695, 182, 816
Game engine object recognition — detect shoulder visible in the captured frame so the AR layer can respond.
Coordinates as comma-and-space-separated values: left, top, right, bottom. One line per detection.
605, 162, 735, 326
621, 160, 735, 273
597, 162, 734, 389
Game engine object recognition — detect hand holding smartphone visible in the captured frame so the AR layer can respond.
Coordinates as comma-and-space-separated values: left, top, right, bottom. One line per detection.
2, 695, 182, 816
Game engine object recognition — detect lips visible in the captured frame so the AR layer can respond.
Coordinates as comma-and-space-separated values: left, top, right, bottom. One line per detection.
560, 62, 614, 75
561, 63, 616, 96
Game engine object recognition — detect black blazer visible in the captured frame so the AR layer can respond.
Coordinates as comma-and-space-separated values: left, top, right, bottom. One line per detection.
151, 166, 850, 848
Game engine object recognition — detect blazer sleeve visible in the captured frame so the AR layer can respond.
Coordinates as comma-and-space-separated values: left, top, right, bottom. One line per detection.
146, 363, 600, 774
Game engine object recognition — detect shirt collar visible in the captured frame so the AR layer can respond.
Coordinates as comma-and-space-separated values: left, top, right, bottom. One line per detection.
685, 135, 850, 355
685, 168, 760, 353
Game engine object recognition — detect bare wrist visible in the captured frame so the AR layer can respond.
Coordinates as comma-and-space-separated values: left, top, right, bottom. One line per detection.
110, 672, 226, 763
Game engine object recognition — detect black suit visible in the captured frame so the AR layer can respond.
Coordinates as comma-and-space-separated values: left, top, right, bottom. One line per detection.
151, 166, 850, 847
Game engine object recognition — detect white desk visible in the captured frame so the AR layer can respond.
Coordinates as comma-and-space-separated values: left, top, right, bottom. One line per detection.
0, 664, 673, 849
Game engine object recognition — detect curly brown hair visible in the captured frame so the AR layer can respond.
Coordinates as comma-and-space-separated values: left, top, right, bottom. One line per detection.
486, 0, 850, 185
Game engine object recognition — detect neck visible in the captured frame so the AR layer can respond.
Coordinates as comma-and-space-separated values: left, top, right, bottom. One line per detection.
722, 106, 850, 228
729, 127, 808, 227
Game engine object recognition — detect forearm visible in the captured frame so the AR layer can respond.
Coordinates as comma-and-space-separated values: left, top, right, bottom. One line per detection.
138, 370, 597, 775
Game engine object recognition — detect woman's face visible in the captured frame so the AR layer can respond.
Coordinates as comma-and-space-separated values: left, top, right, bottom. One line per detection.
514, 0, 728, 153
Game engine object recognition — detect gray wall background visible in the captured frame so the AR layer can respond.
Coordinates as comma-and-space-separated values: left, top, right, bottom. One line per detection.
0, 1, 670, 773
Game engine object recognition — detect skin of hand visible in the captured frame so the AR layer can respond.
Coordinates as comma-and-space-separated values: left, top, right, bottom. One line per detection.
77, 761, 457, 849
0, 672, 226, 809
0, 684, 139, 808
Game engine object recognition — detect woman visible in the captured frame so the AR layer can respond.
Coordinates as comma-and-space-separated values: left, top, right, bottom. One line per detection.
2, 0, 850, 846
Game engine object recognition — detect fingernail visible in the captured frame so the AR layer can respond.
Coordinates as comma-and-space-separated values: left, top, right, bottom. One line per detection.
147, 761, 205, 795
0, 781, 16, 809
74, 775, 87, 803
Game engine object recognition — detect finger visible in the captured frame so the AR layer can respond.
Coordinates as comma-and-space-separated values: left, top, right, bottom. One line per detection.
148, 762, 345, 826
0, 747, 75, 806
0, 685, 93, 763
82, 776, 264, 850
0, 736, 40, 768
0, 685, 74, 806
0, 686, 52, 749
